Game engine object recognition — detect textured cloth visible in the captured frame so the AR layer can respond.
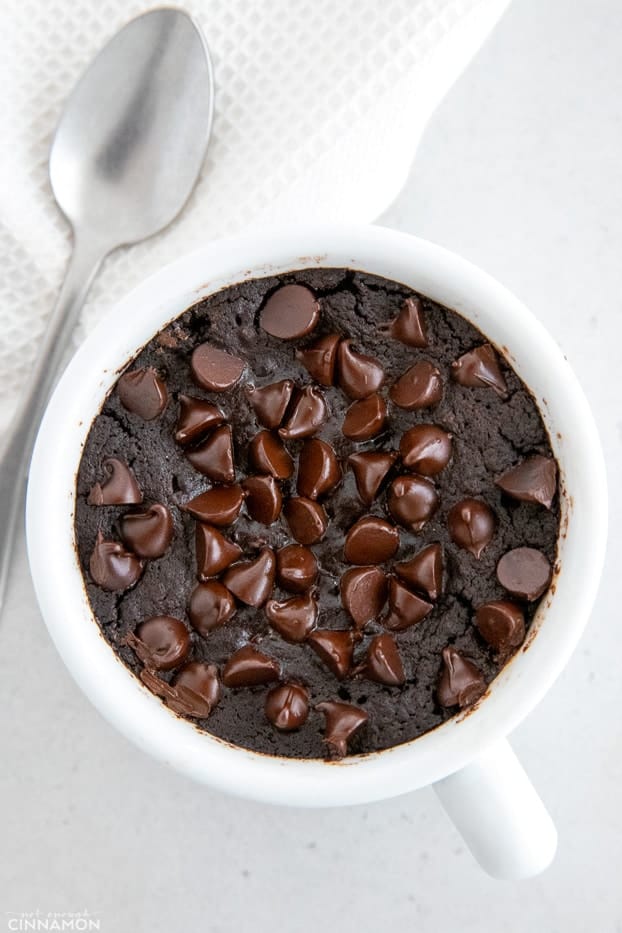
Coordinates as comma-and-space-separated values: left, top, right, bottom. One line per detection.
0, 0, 510, 432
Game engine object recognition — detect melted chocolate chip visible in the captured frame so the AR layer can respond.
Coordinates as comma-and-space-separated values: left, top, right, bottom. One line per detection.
248, 431, 294, 479
89, 532, 143, 591
175, 396, 224, 446
316, 700, 368, 757
495, 455, 557, 509
279, 386, 328, 439
295, 334, 341, 385
245, 380, 295, 428
383, 577, 433, 631
260, 284, 320, 340
284, 497, 328, 545
188, 580, 236, 635
126, 616, 190, 671
390, 361, 443, 410
384, 296, 428, 347
359, 634, 405, 686
242, 475, 282, 524
195, 523, 242, 578
307, 629, 356, 679
394, 543, 443, 600
222, 547, 276, 606
399, 425, 452, 476
142, 662, 221, 718
87, 458, 142, 505
475, 600, 525, 653
265, 683, 310, 730
340, 566, 388, 628
342, 394, 387, 440
337, 340, 385, 399
451, 344, 507, 396
120, 503, 174, 559
387, 475, 439, 531
186, 425, 235, 484
117, 367, 168, 420
347, 451, 398, 505
344, 516, 399, 565
447, 498, 496, 558
183, 485, 245, 526
276, 544, 318, 593
222, 645, 280, 687
437, 647, 486, 708
191, 343, 245, 391
496, 547, 552, 600
265, 594, 318, 642
297, 438, 341, 499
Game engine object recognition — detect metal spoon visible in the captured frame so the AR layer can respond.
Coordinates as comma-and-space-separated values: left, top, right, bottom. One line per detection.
0, 8, 214, 613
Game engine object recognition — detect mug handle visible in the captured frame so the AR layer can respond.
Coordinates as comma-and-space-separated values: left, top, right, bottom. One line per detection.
433, 738, 557, 879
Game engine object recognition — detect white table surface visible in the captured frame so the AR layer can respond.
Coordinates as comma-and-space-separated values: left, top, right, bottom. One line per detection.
2, 0, 621, 928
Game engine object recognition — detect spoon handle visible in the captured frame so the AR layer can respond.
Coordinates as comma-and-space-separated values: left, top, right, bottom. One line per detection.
0, 235, 105, 615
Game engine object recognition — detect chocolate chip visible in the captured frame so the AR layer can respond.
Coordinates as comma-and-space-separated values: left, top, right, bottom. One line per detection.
265, 594, 318, 642
191, 343, 245, 391
284, 497, 328, 545
222, 645, 281, 687
451, 344, 507, 396
495, 455, 557, 509
389, 361, 443, 410
126, 616, 190, 671
242, 475, 282, 524
222, 547, 276, 606
344, 516, 400, 565
295, 333, 341, 385
337, 339, 385, 399
87, 458, 142, 506
186, 425, 235, 484
183, 485, 245, 526
119, 503, 174, 559
245, 380, 295, 428
248, 431, 294, 479
347, 451, 398, 505
399, 425, 452, 476
342, 393, 387, 441
437, 646, 486, 708
358, 634, 405, 686
387, 475, 439, 531
188, 581, 236, 635
316, 700, 368, 758
195, 523, 242, 578
340, 566, 387, 628
297, 438, 341, 499
175, 396, 225, 446
276, 544, 318, 593
307, 629, 356, 679
278, 386, 328, 439
117, 367, 168, 419
394, 543, 443, 600
265, 683, 310, 730
447, 498, 496, 558
383, 577, 433, 631
142, 662, 221, 718
260, 284, 320, 339
384, 296, 428, 347
89, 532, 143, 591
496, 547, 552, 600
475, 600, 525, 653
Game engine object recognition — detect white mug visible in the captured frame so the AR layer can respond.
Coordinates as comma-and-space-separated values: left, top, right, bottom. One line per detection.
26, 225, 607, 880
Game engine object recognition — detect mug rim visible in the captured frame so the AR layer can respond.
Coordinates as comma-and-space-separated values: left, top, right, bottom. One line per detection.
26, 224, 608, 806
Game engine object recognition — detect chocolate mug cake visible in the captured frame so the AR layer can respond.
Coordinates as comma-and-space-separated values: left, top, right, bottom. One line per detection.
74, 268, 559, 759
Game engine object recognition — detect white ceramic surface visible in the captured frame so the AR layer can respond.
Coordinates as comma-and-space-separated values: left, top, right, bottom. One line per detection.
25, 225, 606, 877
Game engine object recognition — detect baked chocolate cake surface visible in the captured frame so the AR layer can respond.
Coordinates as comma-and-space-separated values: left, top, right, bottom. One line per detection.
74, 268, 560, 759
